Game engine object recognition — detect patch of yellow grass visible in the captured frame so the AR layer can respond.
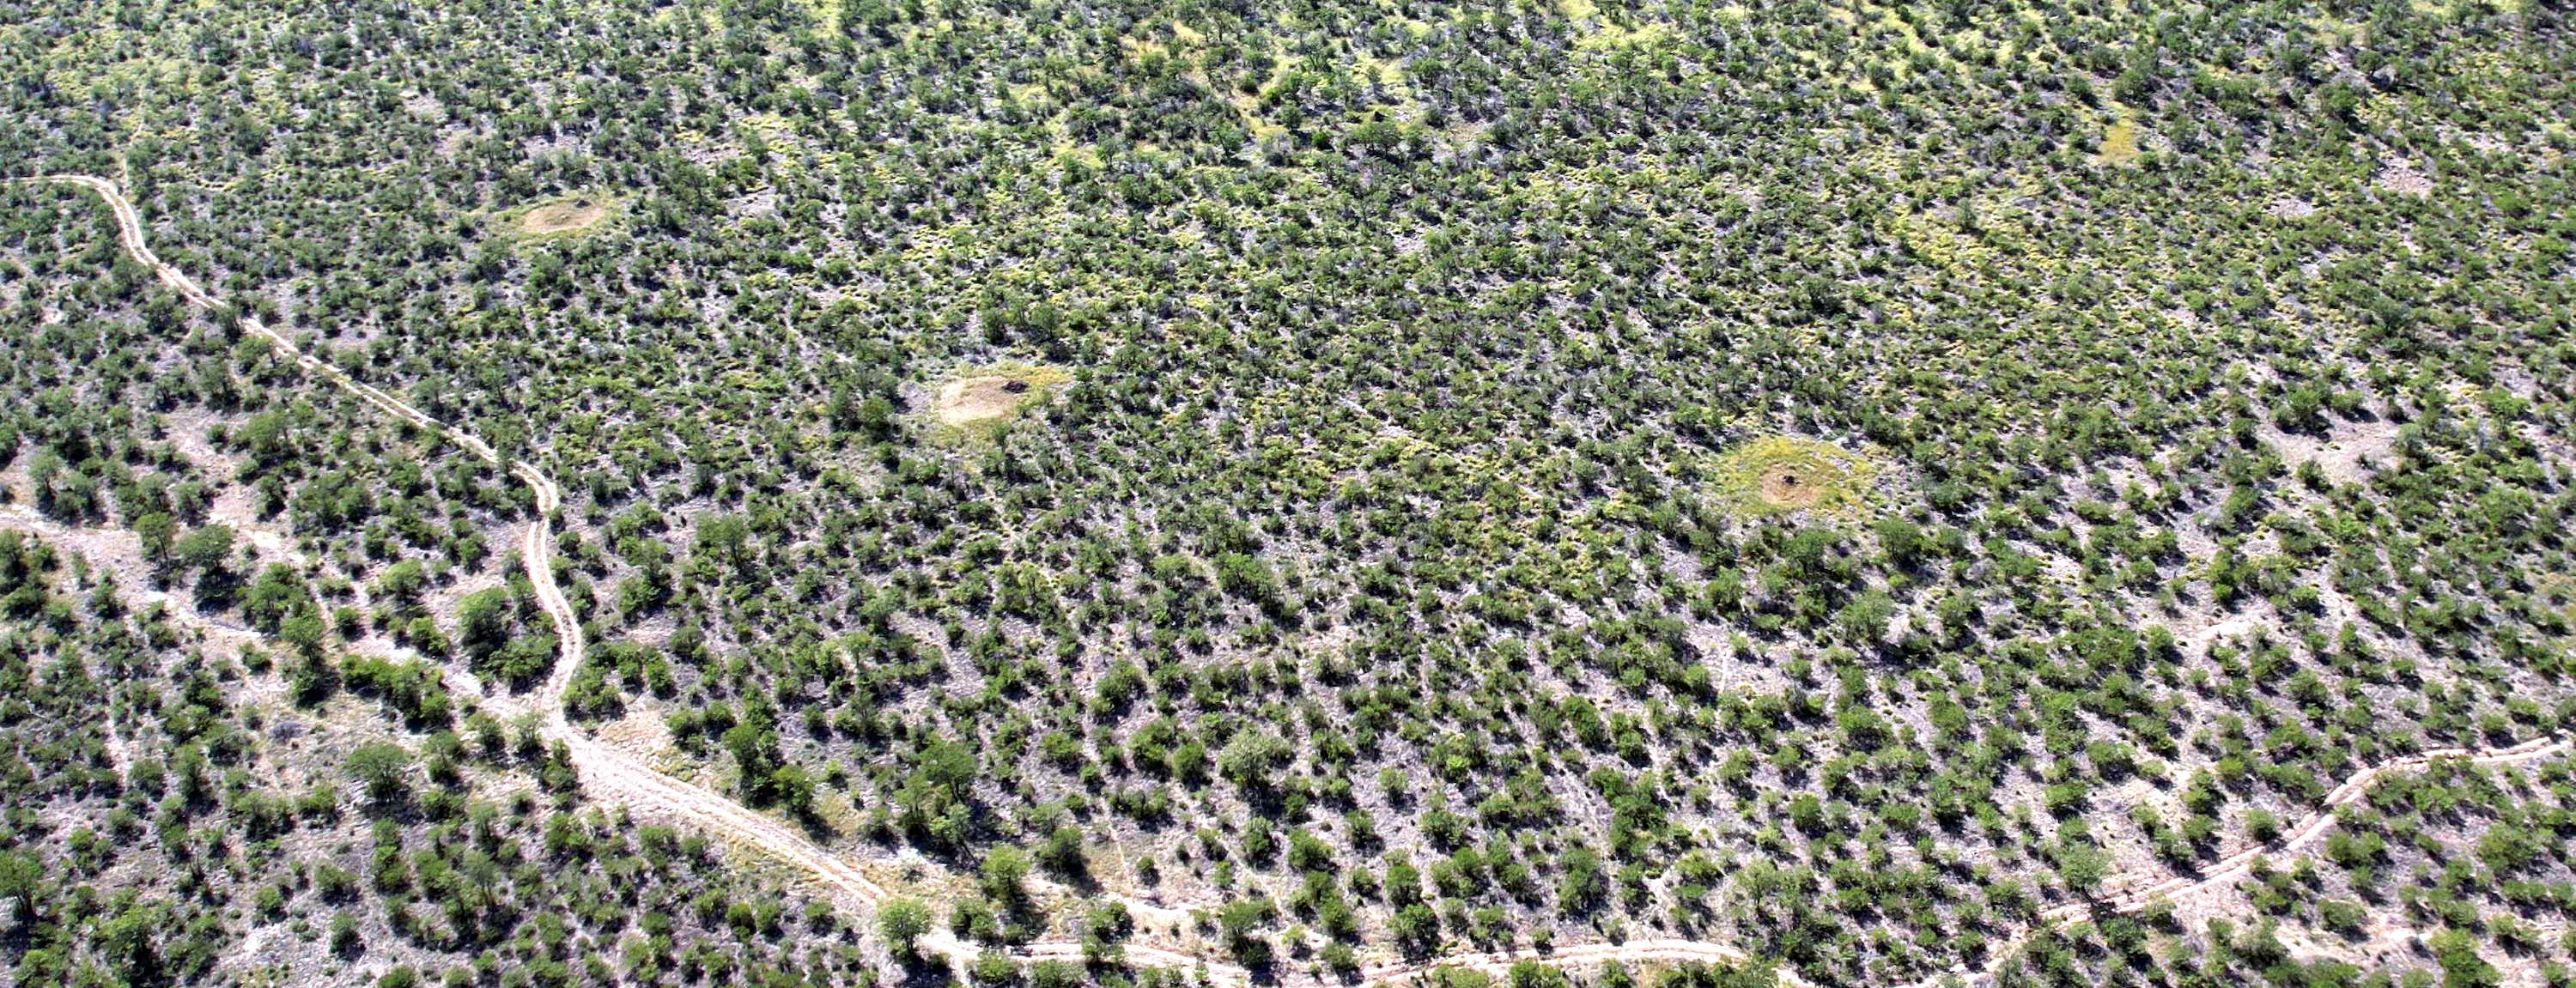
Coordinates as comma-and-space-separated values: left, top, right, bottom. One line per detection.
2409, 0, 2464, 15
1713, 436, 1879, 517
512, 192, 617, 238
1049, 140, 1107, 168
1574, 21, 1673, 50
931, 364, 1072, 433
2097, 119, 2142, 165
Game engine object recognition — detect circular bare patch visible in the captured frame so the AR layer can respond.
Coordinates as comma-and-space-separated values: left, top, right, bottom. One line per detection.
935, 375, 1036, 427
1716, 435, 1878, 517
1759, 464, 1825, 508
521, 198, 610, 235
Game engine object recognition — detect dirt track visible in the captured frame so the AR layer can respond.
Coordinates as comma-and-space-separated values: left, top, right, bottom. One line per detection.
17, 173, 2569, 988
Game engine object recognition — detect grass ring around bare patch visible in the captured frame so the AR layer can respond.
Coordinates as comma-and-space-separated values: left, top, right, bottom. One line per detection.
1759, 463, 1826, 507
497, 191, 621, 243
927, 363, 1072, 439
1714, 435, 1879, 517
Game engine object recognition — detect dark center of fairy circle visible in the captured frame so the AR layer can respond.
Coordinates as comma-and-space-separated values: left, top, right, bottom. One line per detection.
1783, 474, 1800, 487
1003, 379, 1030, 393
574, 198, 592, 208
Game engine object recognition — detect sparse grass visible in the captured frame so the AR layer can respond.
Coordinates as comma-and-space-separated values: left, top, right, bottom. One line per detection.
19, 0, 2576, 980
1712, 436, 1879, 517
1573, 20, 1674, 50
501, 191, 619, 241
928, 362, 1073, 439
2537, 573, 2576, 626
2098, 118, 2142, 164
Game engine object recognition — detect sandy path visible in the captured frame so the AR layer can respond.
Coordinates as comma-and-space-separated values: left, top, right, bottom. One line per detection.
17, 173, 2569, 988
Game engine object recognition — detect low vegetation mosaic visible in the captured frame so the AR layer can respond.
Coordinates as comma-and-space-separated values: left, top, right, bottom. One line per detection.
3, 0, 2574, 985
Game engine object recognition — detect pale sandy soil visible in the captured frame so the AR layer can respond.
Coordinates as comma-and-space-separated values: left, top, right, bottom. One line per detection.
934, 374, 1040, 427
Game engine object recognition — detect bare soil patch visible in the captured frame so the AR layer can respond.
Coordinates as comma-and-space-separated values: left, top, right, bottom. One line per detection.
2262, 414, 2399, 487
2376, 160, 2433, 197
929, 365, 1069, 433
598, 706, 679, 763
1758, 464, 1826, 507
2267, 195, 2318, 219
935, 375, 1035, 427
521, 197, 611, 235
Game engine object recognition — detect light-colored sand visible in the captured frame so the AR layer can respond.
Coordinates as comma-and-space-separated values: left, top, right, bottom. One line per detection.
521, 197, 610, 234
934, 374, 1039, 427
2376, 160, 2433, 197
2268, 195, 2319, 219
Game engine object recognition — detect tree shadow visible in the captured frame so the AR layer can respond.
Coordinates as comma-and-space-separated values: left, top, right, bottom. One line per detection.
892, 955, 960, 988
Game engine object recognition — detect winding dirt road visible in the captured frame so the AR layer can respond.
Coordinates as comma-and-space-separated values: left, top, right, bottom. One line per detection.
16, 173, 2569, 988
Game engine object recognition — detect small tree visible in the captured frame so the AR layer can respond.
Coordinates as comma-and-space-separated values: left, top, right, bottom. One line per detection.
879, 898, 932, 958
0, 851, 41, 926
1218, 730, 1291, 797
1218, 897, 1275, 967
135, 512, 178, 566
1038, 823, 1086, 878
980, 846, 1031, 904
1080, 901, 1131, 963
344, 742, 412, 803
455, 587, 514, 662
173, 524, 234, 578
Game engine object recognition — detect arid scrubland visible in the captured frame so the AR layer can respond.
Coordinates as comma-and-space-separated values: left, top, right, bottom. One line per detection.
3, 0, 2575, 986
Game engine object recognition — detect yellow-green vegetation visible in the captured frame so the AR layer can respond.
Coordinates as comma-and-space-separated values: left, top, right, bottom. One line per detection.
2537, 573, 2576, 626
2097, 118, 2142, 164
1713, 435, 1879, 516
1573, 20, 1674, 50
14, 0, 2576, 984
2411, 0, 2524, 16
504, 191, 619, 239
929, 362, 1072, 436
